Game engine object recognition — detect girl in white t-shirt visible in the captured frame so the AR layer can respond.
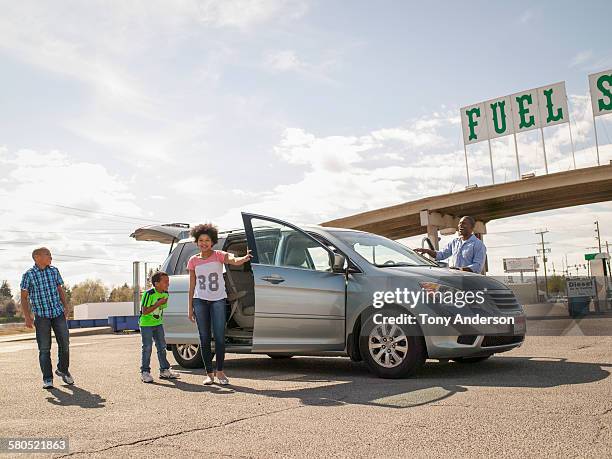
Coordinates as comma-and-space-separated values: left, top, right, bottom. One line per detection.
187, 223, 252, 386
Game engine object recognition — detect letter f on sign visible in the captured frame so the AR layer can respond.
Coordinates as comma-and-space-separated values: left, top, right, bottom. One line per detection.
466, 107, 481, 141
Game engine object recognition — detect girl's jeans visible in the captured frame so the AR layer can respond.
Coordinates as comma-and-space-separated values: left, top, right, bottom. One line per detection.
193, 298, 227, 373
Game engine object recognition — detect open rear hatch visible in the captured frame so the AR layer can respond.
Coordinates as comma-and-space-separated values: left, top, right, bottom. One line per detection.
130, 223, 190, 251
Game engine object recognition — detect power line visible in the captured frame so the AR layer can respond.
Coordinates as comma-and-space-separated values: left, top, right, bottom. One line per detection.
0, 194, 167, 225
36, 201, 162, 223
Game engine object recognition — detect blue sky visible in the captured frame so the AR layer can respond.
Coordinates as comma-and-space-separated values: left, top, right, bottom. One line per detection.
1, 0, 611, 290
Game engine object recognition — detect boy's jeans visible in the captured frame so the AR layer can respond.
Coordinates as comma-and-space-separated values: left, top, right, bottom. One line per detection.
140, 325, 171, 373
34, 313, 70, 381
193, 298, 226, 373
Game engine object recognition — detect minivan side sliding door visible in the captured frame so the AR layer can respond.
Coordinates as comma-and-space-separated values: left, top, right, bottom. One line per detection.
241, 213, 346, 353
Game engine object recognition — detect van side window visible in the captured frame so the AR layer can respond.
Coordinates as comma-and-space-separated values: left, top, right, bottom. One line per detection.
249, 219, 331, 272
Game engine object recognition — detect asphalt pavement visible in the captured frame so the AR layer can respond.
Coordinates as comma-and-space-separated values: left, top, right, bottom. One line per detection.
0, 328, 610, 458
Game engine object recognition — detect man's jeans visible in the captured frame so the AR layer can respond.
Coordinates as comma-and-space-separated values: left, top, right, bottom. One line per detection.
193, 298, 226, 373
140, 325, 171, 373
34, 313, 69, 381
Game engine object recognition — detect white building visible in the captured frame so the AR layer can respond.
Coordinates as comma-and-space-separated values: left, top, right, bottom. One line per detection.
73, 302, 134, 320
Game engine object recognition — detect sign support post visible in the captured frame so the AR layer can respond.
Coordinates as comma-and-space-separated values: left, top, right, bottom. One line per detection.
513, 133, 521, 177
488, 139, 495, 184
540, 127, 549, 174
566, 94, 577, 169
463, 144, 470, 186
593, 114, 601, 165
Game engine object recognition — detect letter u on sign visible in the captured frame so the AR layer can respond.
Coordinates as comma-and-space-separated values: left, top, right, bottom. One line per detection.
485, 96, 514, 139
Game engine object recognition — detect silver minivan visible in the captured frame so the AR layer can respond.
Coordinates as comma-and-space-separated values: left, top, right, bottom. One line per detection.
132, 212, 526, 378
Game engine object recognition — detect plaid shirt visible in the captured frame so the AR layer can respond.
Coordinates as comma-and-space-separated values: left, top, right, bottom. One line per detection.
20, 265, 65, 318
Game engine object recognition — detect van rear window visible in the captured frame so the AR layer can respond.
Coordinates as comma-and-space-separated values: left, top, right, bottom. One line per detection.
175, 242, 198, 275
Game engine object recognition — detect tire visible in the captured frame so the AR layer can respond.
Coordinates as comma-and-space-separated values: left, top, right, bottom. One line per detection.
267, 354, 294, 359
172, 344, 204, 368
452, 355, 492, 363
359, 309, 426, 378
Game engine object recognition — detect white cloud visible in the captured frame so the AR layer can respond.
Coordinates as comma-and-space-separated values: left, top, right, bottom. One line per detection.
215, 113, 465, 226
265, 50, 303, 72
570, 50, 594, 68
263, 48, 339, 84
518, 9, 534, 24
0, 146, 173, 291
371, 127, 445, 148
198, 0, 308, 29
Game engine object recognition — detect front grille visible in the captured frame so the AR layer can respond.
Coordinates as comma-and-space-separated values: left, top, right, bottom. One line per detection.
481, 335, 524, 347
487, 290, 521, 310
457, 335, 477, 345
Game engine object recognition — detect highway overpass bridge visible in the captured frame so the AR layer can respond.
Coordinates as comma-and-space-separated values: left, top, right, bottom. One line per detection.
322, 164, 612, 249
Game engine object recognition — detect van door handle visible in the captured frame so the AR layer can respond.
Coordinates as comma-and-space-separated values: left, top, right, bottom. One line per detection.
261, 275, 285, 284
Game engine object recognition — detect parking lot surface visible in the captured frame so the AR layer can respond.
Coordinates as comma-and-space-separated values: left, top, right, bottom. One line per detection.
0, 327, 610, 458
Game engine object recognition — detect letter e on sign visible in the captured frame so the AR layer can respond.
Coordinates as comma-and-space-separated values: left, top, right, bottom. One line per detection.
511, 90, 541, 133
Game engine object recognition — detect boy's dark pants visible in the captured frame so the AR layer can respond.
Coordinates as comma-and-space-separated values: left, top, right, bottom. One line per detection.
34, 313, 70, 381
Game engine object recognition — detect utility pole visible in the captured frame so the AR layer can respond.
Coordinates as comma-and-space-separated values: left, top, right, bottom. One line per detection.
594, 221, 602, 253
536, 230, 550, 299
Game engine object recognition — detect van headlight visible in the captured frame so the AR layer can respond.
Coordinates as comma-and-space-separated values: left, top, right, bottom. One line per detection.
419, 282, 477, 309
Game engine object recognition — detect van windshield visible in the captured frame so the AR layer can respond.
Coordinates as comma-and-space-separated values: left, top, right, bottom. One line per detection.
332, 231, 437, 267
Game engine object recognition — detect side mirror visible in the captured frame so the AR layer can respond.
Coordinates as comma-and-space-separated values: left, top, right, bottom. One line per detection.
332, 253, 347, 273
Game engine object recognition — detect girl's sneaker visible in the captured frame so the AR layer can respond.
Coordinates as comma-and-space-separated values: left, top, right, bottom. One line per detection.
141, 372, 154, 383
203, 375, 214, 385
217, 375, 230, 385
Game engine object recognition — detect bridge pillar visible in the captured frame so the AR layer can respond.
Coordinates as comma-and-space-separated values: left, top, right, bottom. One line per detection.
474, 222, 488, 274
427, 224, 440, 250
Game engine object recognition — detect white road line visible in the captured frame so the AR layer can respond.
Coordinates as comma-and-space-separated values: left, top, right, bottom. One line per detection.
0, 342, 92, 354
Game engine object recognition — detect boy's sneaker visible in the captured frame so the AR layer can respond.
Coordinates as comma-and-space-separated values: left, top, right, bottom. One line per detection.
141, 372, 154, 383
55, 370, 74, 385
43, 379, 53, 389
203, 375, 214, 385
217, 375, 230, 386
159, 369, 179, 379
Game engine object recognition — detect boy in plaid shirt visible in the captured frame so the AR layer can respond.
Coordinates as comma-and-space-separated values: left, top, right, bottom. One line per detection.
20, 247, 73, 389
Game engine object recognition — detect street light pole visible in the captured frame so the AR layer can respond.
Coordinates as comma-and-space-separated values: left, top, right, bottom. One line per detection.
536, 230, 550, 299
594, 221, 602, 253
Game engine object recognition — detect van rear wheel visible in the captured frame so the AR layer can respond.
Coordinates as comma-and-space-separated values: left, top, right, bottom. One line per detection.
172, 344, 204, 368
359, 310, 426, 378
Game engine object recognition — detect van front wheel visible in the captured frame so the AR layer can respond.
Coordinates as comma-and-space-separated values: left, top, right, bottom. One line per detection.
359, 311, 426, 378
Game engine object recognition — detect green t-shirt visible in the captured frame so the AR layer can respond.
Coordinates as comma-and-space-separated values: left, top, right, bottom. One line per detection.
139, 288, 169, 327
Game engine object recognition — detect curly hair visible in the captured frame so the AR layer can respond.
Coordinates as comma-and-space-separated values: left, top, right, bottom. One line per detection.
190, 223, 219, 245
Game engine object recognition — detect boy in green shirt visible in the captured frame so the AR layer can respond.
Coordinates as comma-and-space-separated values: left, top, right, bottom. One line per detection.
140, 271, 179, 383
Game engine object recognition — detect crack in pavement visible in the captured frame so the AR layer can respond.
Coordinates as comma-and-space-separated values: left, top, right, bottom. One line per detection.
56, 405, 303, 458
